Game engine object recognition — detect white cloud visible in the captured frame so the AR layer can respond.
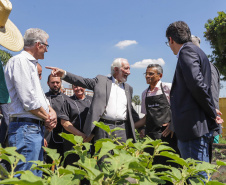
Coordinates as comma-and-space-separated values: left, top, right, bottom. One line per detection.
115, 40, 138, 49
131, 58, 165, 68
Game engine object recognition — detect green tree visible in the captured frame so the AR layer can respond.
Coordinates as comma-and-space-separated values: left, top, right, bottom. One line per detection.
204, 11, 226, 80
0, 49, 12, 66
132, 95, 141, 105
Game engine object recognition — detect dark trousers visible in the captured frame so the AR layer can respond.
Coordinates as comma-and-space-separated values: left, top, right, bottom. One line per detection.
44, 138, 64, 165
94, 122, 127, 166
0, 104, 9, 146
94, 122, 127, 143
145, 131, 180, 185
0, 104, 10, 174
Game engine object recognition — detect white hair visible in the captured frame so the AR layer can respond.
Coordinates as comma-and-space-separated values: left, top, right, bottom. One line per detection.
24, 28, 49, 48
191, 35, 201, 48
111, 58, 127, 75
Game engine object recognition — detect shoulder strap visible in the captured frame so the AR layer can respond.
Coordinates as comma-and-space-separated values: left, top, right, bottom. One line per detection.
160, 83, 170, 106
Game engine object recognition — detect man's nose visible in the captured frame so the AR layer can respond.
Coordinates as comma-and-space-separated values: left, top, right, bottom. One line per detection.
127, 69, 131, 75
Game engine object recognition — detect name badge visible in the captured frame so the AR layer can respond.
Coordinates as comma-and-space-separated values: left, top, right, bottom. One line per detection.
148, 103, 159, 108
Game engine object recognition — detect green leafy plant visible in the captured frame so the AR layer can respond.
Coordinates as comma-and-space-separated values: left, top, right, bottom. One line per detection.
0, 49, 12, 66
204, 11, 226, 80
132, 95, 141, 105
0, 122, 225, 184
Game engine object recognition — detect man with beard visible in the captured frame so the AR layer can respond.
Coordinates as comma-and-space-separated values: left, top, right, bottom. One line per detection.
46, 58, 139, 144
59, 85, 92, 166
44, 74, 69, 163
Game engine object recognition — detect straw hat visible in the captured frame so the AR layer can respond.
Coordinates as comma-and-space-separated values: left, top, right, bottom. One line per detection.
0, 0, 24, 51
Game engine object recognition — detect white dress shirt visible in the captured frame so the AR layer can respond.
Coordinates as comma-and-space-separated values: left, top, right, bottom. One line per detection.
4, 51, 49, 120
101, 76, 127, 121
141, 81, 171, 114
177, 44, 184, 58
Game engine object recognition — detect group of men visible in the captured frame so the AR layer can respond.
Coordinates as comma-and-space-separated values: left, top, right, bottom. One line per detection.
46, 21, 223, 182
0, 0, 224, 182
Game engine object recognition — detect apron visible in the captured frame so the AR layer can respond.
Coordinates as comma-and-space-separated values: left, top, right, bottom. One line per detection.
144, 83, 180, 180
145, 83, 171, 140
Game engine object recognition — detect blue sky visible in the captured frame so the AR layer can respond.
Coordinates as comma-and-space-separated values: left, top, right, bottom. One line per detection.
3, 0, 226, 98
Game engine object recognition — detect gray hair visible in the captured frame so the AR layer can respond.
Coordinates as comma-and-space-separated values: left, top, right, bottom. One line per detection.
111, 58, 127, 75
147, 64, 163, 74
24, 28, 49, 48
191, 35, 201, 48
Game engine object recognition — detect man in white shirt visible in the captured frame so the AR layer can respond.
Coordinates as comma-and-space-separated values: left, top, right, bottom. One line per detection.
46, 58, 139, 144
4, 28, 57, 177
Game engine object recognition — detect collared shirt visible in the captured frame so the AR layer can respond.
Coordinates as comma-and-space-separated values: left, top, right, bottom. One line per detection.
101, 76, 127, 121
141, 81, 171, 114
4, 51, 49, 120
176, 44, 184, 58
45, 90, 68, 116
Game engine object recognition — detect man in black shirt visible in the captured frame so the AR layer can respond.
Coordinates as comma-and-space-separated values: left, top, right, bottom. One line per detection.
59, 85, 92, 166
45, 74, 69, 163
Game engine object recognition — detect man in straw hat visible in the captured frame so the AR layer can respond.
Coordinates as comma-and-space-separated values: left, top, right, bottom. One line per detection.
4, 22, 57, 177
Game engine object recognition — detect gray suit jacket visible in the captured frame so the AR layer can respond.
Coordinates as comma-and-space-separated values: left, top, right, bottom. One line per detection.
210, 63, 220, 109
210, 63, 222, 135
63, 72, 139, 142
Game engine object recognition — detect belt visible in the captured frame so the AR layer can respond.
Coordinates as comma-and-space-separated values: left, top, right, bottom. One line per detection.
99, 118, 127, 125
10, 117, 44, 125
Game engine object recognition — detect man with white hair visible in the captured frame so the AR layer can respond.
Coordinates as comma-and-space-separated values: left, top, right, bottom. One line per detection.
4, 28, 57, 177
46, 58, 139, 144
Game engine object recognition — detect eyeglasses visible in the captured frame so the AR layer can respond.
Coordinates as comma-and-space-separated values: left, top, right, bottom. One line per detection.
41, 43, 49, 49
165, 41, 170, 47
143, 72, 159, 76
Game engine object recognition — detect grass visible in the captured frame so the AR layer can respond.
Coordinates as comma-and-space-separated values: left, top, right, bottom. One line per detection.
219, 135, 226, 144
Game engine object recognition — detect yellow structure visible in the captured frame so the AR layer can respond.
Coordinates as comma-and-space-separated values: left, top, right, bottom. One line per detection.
219, 98, 226, 137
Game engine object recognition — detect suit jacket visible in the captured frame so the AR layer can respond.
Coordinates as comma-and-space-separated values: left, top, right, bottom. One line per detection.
170, 42, 218, 141
63, 72, 139, 142
210, 63, 220, 109
210, 63, 222, 135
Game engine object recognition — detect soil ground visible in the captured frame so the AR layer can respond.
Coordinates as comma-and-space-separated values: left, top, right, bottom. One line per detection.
211, 143, 226, 183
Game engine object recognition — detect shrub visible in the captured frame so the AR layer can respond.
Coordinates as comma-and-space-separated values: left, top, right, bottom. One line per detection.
0, 121, 225, 185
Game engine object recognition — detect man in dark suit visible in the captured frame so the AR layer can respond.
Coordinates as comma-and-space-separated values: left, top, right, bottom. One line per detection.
46, 58, 139, 143
165, 21, 223, 179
